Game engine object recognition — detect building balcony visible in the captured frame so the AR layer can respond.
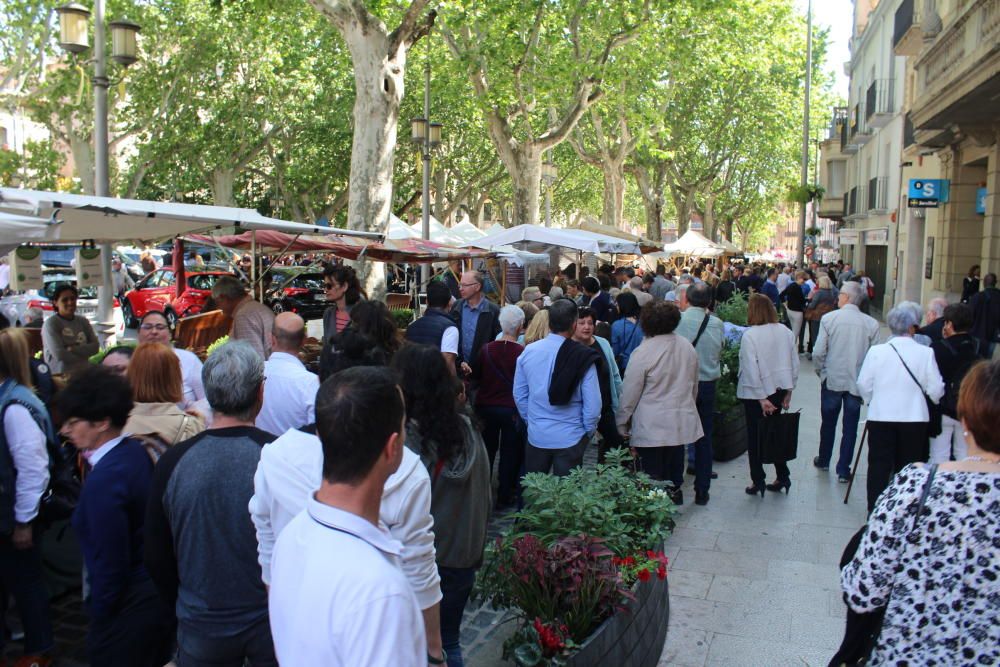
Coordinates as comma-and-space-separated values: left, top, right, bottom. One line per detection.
818, 194, 845, 222
865, 80, 896, 129
893, 0, 925, 56
845, 184, 870, 221
848, 103, 873, 147
910, 0, 1000, 141
868, 176, 890, 214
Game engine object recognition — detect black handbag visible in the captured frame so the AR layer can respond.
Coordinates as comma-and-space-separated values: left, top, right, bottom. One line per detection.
757, 411, 800, 464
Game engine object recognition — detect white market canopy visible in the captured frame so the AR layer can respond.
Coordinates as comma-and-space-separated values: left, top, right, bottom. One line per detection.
658, 229, 725, 258
0, 187, 383, 247
464, 223, 645, 255
386, 215, 420, 240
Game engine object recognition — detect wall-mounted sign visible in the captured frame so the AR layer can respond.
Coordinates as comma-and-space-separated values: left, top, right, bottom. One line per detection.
976, 187, 987, 215
925, 236, 934, 280
864, 228, 889, 246
907, 179, 950, 208
839, 229, 859, 245
8, 246, 43, 291
75, 247, 104, 288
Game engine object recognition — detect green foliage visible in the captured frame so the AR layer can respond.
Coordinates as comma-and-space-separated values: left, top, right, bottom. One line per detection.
391, 308, 414, 330
506, 448, 676, 557
205, 335, 229, 356
0, 148, 20, 185
21, 139, 63, 190
715, 343, 742, 413
89, 341, 137, 365
787, 183, 825, 204
714, 291, 748, 327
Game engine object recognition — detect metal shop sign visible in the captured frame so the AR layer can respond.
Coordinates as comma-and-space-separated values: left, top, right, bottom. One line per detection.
863, 228, 889, 246
839, 229, 859, 245
977, 187, 987, 215
908, 179, 950, 208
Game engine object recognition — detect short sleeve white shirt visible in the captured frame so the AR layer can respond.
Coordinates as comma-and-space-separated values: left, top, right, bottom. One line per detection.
440, 326, 459, 355
173, 347, 206, 408
269, 498, 426, 666
256, 352, 320, 436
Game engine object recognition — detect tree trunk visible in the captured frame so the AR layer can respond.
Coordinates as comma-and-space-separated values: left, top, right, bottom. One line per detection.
703, 194, 717, 242
724, 216, 734, 243
68, 132, 94, 195
210, 169, 237, 207
629, 165, 663, 241
433, 166, 446, 222
510, 152, 542, 226
602, 162, 626, 229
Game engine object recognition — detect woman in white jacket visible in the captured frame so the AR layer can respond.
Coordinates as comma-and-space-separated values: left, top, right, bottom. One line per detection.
856, 304, 944, 512
737, 294, 800, 497
249, 426, 444, 660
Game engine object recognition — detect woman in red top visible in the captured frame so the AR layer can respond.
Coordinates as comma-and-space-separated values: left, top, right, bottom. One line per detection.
475, 305, 526, 508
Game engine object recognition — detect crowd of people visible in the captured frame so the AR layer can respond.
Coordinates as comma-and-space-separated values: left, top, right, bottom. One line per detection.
0, 251, 996, 666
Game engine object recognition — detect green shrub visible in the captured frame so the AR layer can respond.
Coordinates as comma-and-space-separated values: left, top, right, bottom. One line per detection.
89, 341, 138, 365
392, 308, 414, 330
206, 335, 229, 356
715, 343, 742, 412
714, 291, 748, 326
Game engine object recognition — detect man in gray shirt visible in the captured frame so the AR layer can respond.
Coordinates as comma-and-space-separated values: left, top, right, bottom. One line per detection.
648, 267, 675, 301
674, 283, 724, 505
811, 281, 880, 481
146, 341, 278, 666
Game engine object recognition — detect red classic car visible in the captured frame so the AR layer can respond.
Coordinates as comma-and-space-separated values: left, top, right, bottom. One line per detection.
121, 268, 232, 329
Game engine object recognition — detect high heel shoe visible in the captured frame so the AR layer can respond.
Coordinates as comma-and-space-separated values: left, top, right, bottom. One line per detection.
745, 483, 766, 497
765, 479, 791, 494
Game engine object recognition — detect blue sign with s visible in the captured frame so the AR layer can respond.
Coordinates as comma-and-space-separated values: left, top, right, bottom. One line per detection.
908, 179, 950, 203
976, 187, 987, 215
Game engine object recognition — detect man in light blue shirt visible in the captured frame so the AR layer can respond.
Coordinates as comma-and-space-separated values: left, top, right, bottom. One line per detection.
514, 299, 602, 476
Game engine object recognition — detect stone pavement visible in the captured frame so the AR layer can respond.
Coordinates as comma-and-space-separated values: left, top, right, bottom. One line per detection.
465, 353, 872, 666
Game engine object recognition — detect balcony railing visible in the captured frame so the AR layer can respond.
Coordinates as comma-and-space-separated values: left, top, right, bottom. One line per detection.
846, 184, 870, 220
865, 80, 896, 127
904, 112, 915, 148
827, 106, 848, 141
893, 0, 918, 49
843, 191, 849, 218
868, 176, 889, 213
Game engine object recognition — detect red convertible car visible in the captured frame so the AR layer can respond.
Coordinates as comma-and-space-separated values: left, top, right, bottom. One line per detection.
121, 268, 232, 328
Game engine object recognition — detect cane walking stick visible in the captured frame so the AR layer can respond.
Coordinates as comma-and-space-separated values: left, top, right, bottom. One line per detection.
843, 421, 868, 504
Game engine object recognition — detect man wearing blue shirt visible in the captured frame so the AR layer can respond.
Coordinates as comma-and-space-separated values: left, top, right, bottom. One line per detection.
514, 299, 602, 476
761, 268, 780, 307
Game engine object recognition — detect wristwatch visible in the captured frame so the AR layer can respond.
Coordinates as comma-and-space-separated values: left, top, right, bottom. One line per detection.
428, 650, 447, 665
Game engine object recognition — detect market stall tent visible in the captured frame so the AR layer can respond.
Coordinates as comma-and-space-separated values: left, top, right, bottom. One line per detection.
659, 229, 725, 258
465, 224, 645, 255
0, 187, 381, 245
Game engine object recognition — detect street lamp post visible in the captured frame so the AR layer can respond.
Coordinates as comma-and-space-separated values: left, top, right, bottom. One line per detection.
541, 158, 558, 227
411, 50, 443, 289
56, 2, 140, 343
797, 0, 813, 267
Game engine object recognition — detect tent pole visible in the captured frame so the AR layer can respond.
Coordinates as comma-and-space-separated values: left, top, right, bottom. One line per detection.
251, 230, 257, 300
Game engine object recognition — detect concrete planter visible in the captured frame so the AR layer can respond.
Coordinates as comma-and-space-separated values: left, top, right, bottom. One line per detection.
566, 573, 670, 667
713, 404, 748, 461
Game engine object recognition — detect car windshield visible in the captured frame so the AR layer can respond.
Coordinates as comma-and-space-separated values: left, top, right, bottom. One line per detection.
187, 273, 225, 291
291, 274, 324, 291
43, 279, 97, 300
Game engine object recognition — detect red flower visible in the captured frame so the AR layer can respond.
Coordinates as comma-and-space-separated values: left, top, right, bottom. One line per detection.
656, 565, 667, 580
637, 568, 651, 582
624, 556, 636, 566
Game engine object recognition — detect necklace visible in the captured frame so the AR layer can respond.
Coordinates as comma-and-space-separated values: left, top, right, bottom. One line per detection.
964, 456, 1000, 464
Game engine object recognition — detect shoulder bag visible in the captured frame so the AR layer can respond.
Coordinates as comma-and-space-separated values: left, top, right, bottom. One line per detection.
889, 344, 942, 437
691, 313, 711, 348
830, 464, 938, 667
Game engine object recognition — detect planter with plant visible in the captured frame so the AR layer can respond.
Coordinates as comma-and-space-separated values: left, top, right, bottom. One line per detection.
712, 293, 749, 461
391, 308, 415, 330
476, 450, 675, 667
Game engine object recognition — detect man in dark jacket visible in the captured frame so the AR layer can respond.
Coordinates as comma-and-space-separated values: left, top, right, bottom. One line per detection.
582, 276, 615, 324
406, 280, 460, 372
969, 273, 1000, 357
930, 303, 981, 462
450, 270, 500, 378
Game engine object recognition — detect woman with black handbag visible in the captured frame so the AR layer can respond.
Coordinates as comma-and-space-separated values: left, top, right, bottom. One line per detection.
857, 305, 944, 513
737, 294, 799, 497
840, 360, 1000, 666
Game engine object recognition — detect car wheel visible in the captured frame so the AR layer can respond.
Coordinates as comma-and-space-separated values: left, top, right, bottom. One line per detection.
122, 300, 138, 329
271, 301, 285, 315
164, 308, 178, 330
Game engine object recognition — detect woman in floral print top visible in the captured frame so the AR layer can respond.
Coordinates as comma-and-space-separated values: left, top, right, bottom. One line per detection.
841, 360, 1000, 665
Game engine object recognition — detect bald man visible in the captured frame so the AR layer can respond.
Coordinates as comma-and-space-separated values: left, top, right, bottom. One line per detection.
255, 312, 321, 436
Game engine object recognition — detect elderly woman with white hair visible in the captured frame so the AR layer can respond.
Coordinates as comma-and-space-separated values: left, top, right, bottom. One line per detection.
474, 304, 527, 508
857, 304, 945, 512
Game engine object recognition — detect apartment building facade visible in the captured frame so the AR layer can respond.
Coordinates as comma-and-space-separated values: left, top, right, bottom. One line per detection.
822, 0, 1000, 311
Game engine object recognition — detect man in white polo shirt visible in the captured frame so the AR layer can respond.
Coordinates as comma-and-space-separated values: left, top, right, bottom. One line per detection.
268, 367, 427, 665
254, 312, 319, 436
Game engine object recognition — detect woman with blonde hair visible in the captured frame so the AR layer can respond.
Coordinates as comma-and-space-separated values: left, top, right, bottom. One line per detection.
523, 309, 551, 345
738, 294, 799, 496
124, 343, 204, 446
804, 274, 838, 358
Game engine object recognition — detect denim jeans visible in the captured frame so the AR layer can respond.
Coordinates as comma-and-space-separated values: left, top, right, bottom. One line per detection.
0, 531, 53, 655
690, 381, 717, 493
817, 384, 863, 477
439, 565, 478, 667
176, 616, 277, 667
